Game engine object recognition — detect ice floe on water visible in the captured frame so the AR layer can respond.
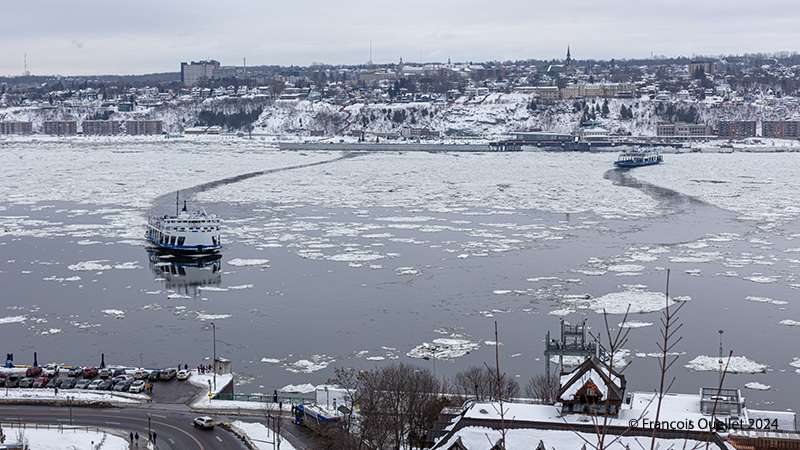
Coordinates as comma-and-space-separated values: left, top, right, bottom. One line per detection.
684, 355, 767, 373
227, 258, 270, 267
196, 313, 231, 320
619, 321, 653, 328
778, 319, 800, 326
407, 333, 481, 360
395, 267, 421, 276
745, 382, 771, 391
101, 309, 125, 319
0, 315, 27, 324
746, 296, 788, 305
742, 274, 782, 284
68, 260, 112, 271
283, 355, 335, 373
558, 285, 681, 315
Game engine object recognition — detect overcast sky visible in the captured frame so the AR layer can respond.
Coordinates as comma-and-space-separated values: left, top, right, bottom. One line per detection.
2, 0, 799, 76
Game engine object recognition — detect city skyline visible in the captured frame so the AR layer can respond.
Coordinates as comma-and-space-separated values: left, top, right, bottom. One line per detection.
1, 0, 799, 77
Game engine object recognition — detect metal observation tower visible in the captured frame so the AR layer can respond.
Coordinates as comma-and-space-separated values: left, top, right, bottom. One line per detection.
543, 318, 605, 375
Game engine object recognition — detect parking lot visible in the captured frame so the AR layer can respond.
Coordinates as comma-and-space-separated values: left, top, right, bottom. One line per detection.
0, 364, 205, 404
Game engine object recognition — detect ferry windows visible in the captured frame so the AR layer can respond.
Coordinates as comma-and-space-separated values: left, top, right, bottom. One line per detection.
170, 236, 176, 246
177, 237, 185, 246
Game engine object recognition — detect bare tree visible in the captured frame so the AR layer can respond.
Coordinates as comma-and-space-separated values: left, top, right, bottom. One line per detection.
524, 372, 560, 405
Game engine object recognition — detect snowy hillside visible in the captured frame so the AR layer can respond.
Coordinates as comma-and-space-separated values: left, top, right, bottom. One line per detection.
1, 93, 799, 138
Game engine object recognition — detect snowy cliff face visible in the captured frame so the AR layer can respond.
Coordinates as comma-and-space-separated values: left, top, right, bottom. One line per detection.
0, 93, 796, 137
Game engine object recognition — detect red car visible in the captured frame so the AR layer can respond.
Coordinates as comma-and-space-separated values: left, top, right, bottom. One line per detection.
82, 367, 98, 378
26, 366, 42, 377
32, 376, 49, 388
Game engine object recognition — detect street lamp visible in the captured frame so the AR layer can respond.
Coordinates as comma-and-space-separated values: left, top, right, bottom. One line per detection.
210, 322, 216, 391
68, 395, 74, 425
147, 413, 152, 442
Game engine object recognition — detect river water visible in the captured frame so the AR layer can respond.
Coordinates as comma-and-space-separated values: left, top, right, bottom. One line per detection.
0, 141, 797, 412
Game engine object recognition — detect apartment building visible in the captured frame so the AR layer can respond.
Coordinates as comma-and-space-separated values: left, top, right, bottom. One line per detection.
44, 121, 78, 135
0, 121, 33, 135
717, 121, 756, 139
656, 122, 713, 138
82, 120, 121, 136
762, 120, 800, 138
181, 60, 220, 86
126, 120, 163, 135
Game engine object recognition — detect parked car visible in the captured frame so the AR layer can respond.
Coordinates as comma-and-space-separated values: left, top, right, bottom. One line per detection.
193, 416, 215, 429
67, 366, 83, 377
176, 369, 192, 380
18, 377, 36, 388
159, 368, 177, 381
113, 380, 132, 392
0, 378, 4, 388
82, 367, 98, 378
26, 366, 42, 377
112, 374, 133, 384
112, 368, 126, 377
97, 380, 113, 390
61, 378, 77, 389
133, 369, 149, 380
75, 379, 92, 389
129, 380, 146, 393
6, 374, 22, 388
148, 371, 161, 382
43, 364, 60, 377
98, 368, 112, 378
86, 379, 103, 390
45, 378, 63, 389
33, 376, 50, 388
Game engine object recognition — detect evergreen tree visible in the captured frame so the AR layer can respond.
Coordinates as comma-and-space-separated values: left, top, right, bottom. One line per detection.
602, 99, 610, 117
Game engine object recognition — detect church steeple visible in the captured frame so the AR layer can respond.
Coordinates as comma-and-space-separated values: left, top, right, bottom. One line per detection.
566, 46, 572, 66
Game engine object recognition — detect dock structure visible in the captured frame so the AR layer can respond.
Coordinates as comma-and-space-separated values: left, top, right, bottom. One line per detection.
544, 318, 605, 375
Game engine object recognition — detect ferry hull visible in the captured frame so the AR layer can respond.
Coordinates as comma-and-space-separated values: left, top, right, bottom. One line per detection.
145, 233, 221, 255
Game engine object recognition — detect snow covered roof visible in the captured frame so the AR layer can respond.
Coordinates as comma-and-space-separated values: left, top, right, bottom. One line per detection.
557, 356, 626, 403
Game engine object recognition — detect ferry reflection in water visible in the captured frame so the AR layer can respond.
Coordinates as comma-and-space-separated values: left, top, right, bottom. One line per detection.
147, 248, 222, 297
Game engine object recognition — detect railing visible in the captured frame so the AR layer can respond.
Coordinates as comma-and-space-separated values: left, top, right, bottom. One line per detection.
213, 392, 314, 404
0, 422, 107, 434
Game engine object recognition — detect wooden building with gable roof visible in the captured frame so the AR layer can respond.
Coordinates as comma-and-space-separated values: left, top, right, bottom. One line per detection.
557, 355, 626, 416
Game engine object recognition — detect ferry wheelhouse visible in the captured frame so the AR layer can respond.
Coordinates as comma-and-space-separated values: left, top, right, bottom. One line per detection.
614, 147, 663, 167
146, 200, 221, 255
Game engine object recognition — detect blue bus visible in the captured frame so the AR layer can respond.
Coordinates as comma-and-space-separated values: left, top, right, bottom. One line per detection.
293, 403, 342, 429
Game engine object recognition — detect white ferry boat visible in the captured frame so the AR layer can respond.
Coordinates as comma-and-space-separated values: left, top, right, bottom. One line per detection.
146, 196, 221, 254
614, 146, 663, 167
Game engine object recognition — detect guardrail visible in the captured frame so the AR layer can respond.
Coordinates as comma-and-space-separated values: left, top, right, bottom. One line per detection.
213, 393, 314, 404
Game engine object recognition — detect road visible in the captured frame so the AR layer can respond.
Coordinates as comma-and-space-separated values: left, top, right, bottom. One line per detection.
0, 404, 246, 449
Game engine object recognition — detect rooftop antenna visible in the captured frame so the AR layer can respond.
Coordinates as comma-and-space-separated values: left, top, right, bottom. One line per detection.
176, 191, 180, 216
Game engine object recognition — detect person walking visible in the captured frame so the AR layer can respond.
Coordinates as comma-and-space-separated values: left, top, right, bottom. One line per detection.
129, 432, 133, 443
135, 432, 139, 445
153, 431, 157, 445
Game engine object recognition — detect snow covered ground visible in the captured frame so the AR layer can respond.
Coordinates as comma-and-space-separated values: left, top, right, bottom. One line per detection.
0, 427, 129, 450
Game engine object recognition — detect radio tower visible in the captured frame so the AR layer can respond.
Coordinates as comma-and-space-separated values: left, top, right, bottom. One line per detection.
24, 54, 30, 76
718, 329, 724, 387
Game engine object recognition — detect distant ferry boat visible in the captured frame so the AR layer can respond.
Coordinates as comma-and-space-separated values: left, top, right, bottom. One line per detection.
146, 194, 221, 255
614, 147, 663, 167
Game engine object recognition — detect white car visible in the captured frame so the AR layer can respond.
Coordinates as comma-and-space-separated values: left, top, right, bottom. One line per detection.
133, 369, 150, 380
176, 369, 192, 380
43, 364, 60, 377
86, 379, 103, 390
129, 380, 146, 393
193, 416, 214, 429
